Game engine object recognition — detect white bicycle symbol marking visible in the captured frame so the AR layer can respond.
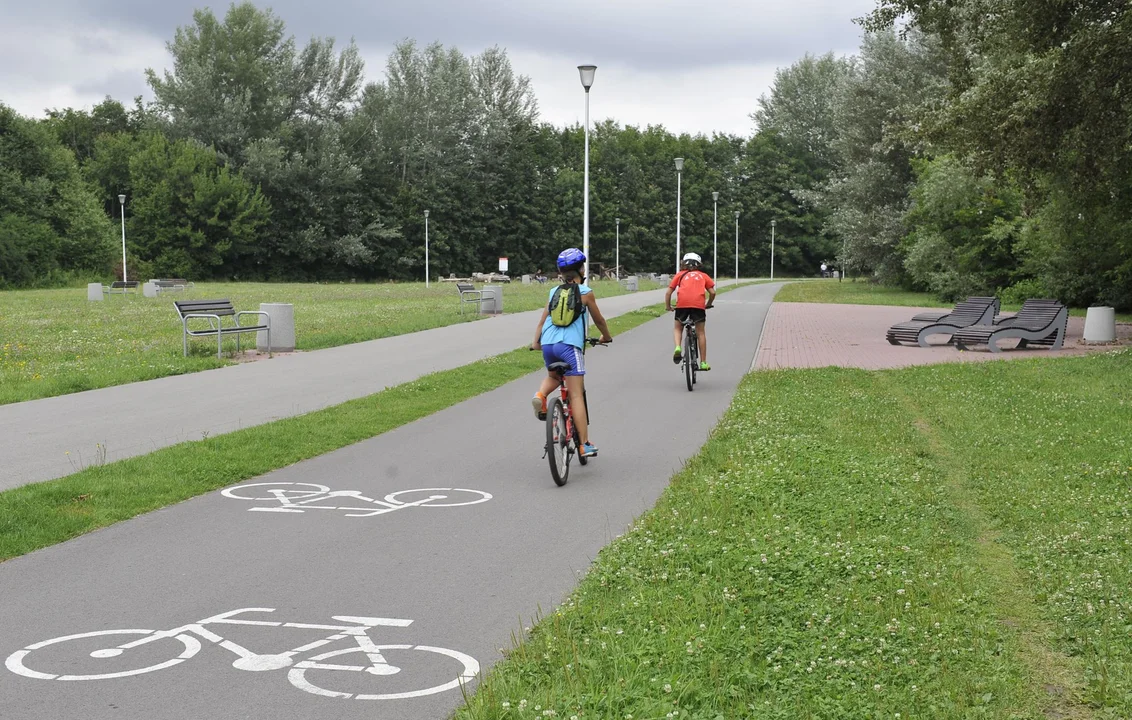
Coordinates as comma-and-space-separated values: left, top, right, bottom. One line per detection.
221, 483, 492, 517
5, 608, 478, 700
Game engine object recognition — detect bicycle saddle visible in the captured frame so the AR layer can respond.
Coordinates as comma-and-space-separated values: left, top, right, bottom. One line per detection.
548, 362, 571, 375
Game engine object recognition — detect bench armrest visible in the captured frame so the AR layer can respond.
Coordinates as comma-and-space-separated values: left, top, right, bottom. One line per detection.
182, 312, 221, 331
236, 310, 270, 327
459, 289, 483, 300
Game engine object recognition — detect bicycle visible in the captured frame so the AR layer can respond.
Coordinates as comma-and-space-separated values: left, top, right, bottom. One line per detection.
676, 306, 711, 392
5, 607, 478, 701
536, 337, 607, 487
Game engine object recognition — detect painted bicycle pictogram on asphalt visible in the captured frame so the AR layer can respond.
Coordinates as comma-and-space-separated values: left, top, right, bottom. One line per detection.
5, 608, 478, 700
221, 482, 492, 517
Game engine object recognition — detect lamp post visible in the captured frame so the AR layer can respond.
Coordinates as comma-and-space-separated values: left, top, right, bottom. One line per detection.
770, 219, 776, 281
424, 209, 430, 288
734, 211, 740, 283
674, 158, 684, 274
578, 64, 596, 284
712, 191, 719, 279
615, 217, 620, 280
118, 194, 127, 284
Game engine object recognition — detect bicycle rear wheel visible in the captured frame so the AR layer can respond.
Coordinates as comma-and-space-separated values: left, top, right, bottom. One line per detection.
684, 327, 695, 392
546, 397, 571, 486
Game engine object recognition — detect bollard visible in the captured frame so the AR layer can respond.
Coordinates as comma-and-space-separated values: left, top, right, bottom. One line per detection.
257, 303, 295, 353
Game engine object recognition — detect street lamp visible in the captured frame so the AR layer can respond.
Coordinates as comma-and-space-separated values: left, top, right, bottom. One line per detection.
674, 158, 684, 274
712, 191, 719, 279
578, 64, 596, 284
734, 211, 740, 283
770, 219, 776, 281
424, 209, 430, 288
615, 217, 620, 280
118, 194, 127, 284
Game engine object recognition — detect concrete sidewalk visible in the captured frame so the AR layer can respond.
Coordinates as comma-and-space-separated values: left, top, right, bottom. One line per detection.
1, 284, 745, 492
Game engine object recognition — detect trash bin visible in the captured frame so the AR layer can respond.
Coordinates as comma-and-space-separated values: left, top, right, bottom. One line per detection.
480, 285, 503, 315
87, 283, 104, 301
624, 276, 638, 292
257, 303, 295, 353
1084, 306, 1116, 343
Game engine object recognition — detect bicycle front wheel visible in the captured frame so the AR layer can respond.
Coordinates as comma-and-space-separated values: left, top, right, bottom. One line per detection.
546, 397, 570, 486
6, 629, 201, 681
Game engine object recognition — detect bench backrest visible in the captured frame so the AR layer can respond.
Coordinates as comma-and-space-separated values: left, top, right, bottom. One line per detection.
155, 278, 189, 286
456, 283, 476, 293
1013, 298, 1066, 329
110, 281, 139, 289
174, 299, 235, 318
944, 297, 997, 323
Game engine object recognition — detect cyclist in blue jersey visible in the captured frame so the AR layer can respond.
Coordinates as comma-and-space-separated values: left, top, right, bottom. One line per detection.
529, 248, 613, 458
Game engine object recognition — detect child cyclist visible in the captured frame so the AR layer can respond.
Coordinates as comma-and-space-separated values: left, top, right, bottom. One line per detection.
665, 252, 716, 370
530, 248, 613, 458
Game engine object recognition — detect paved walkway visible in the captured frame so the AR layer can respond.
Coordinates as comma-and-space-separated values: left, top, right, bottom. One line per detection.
0, 283, 777, 720
0, 283, 749, 492
754, 302, 1131, 370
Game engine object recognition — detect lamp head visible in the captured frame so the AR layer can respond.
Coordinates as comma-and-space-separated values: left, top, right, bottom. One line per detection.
712, 192, 719, 202
734, 211, 740, 219
577, 65, 597, 90
424, 210, 429, 218
118, 194, 126, 205
674, 157, 684, 172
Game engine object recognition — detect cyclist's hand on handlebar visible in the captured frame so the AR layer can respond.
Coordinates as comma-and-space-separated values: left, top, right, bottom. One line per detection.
599, 334, 613, 344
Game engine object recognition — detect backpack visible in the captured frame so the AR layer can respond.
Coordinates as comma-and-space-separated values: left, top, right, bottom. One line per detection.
548, 282, 584, 327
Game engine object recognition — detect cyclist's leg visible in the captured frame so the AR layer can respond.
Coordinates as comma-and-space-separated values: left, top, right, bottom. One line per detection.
672, 313, 684, 362
697, 320, 708, 363
564, 374, 589, 445
533, 346, 562, 417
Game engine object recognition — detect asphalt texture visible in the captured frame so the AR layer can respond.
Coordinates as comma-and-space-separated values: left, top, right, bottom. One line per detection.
0, 285, 697, 492
0, 282, 777, 720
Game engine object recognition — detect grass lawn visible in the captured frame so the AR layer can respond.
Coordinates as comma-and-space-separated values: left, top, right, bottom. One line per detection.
0, 278, 660, 405
776, 280, 1132, 322
456, 349, 1132, 719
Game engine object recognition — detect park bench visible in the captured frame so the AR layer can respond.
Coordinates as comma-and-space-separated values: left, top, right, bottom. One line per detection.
886, 297, 999, 347
952, 299, 1068, 353
154, 278, 195, 292
174, 299, 270, 358
102, 281, 139, 295
457, 282, 496, 315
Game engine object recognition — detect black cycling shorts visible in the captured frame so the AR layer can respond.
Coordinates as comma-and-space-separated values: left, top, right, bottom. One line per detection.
674, 308, 706, 324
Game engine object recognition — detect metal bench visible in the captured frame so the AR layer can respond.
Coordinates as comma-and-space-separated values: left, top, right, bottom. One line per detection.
953, 299, 1068, 353
102, 281, 139, 295
886, 297, 999, 347
456, 282, 496, 315
174, 299, 270, 358
154, 278, 195, 292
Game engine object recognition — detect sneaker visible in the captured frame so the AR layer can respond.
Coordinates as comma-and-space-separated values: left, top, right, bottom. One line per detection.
531, 394, 547, 421
580, 442, 599, 458
672, 346, 682, 364
699, 361, 711, 371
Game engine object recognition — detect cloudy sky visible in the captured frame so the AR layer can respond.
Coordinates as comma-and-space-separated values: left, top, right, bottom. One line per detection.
0, 0, 876, 136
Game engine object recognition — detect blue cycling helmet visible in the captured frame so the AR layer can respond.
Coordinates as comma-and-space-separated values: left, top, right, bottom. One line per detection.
557, 247, 586, 269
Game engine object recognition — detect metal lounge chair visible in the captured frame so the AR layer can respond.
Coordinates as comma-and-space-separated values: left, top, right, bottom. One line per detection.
952, 299, 1068, 353
909, 296, 1000, 323
886, 297, 999, 347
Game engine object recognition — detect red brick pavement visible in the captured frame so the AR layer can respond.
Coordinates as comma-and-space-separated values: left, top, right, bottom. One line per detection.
753, 302, 1131, 371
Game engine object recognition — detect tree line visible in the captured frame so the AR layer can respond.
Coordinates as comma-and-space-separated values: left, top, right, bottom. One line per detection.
2, 1, 1129, 311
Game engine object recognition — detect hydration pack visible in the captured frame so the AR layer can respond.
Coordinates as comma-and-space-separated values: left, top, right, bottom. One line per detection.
548, 283, 584, 327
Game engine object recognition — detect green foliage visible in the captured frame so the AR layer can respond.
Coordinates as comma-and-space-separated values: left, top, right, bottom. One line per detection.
0, 104, 115, 288
126, 133, 269, 277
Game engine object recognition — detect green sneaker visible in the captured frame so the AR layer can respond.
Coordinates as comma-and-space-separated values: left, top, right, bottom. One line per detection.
672, 346, 682, 364
699, 361, 711, 371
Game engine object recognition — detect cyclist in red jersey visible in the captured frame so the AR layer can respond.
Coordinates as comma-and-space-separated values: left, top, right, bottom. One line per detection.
665, 252, 716, 370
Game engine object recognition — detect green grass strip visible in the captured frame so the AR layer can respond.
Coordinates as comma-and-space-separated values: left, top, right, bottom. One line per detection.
455, 349, 1131, 720
0, 302, 683, 562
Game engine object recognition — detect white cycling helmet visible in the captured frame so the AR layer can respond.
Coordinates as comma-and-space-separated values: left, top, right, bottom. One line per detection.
682, 252, 702, 265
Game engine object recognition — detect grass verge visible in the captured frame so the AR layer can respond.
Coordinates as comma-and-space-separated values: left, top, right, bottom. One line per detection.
0, 278, 661, 405
0, 300, 683, 562
454, 349, 1131, 719
775, 281, 1132, 322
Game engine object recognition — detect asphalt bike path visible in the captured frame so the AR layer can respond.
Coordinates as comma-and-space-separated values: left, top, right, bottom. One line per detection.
0, 284, 738, 492
0, 282, 777, 720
